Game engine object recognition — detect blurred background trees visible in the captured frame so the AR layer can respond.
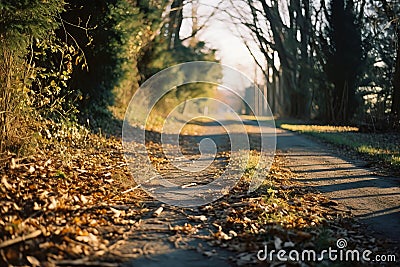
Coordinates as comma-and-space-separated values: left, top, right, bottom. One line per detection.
0, 0, 219, 155
0, 0, 399, 156
235, 0, 399, 127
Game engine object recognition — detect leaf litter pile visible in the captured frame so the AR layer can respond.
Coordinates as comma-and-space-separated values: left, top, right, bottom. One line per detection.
1, 130, 399, 266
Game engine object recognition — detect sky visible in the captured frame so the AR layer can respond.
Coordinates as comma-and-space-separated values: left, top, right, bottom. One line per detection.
181, 0, 264, 84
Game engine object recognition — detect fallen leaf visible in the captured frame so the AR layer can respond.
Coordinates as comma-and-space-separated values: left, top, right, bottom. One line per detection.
26, 255, 40, 266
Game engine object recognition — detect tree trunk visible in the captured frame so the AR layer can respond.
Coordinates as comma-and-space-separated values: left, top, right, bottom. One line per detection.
167, 0, 183, 49
391, 31, 400, 118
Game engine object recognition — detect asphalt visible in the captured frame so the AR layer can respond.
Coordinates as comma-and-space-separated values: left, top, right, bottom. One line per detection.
276, 128, 400, 244
123, 122, 400, 267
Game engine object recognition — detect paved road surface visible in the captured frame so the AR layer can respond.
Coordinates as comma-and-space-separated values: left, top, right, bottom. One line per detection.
276, 128, 400, 244
123, 121, 399, 267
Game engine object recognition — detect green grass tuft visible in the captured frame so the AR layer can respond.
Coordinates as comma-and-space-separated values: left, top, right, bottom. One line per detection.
280, 123, 400, 173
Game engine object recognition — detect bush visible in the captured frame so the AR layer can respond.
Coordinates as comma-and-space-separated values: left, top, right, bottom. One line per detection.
0, 1, 64, 155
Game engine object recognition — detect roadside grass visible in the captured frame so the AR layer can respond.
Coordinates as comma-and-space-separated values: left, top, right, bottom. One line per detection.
279, 122, 400, 174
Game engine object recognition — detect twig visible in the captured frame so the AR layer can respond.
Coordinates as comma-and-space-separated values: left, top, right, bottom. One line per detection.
109, 250, 140, 258
121, 174, 159, 194
56, 259, 118, 266
181, 182, 197, 188
121, 184, 141, 194
0, 229, 42, 249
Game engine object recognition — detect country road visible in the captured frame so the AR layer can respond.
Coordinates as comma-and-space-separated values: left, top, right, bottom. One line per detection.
121, 119, 399, 267
276, 128, 400, 244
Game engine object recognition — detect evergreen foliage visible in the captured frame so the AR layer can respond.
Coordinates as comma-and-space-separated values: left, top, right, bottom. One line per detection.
323, 0, 364, 122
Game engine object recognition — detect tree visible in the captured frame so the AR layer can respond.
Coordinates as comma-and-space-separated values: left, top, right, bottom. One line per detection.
167, 0, 184, 50
57, 0, 178, 125
232, 0, 315, 118
58, 0, 141, 123
379, 0, 400, 124
350, 0, 396, 125
323, 0, 364, 123
138, 0, 220, 114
